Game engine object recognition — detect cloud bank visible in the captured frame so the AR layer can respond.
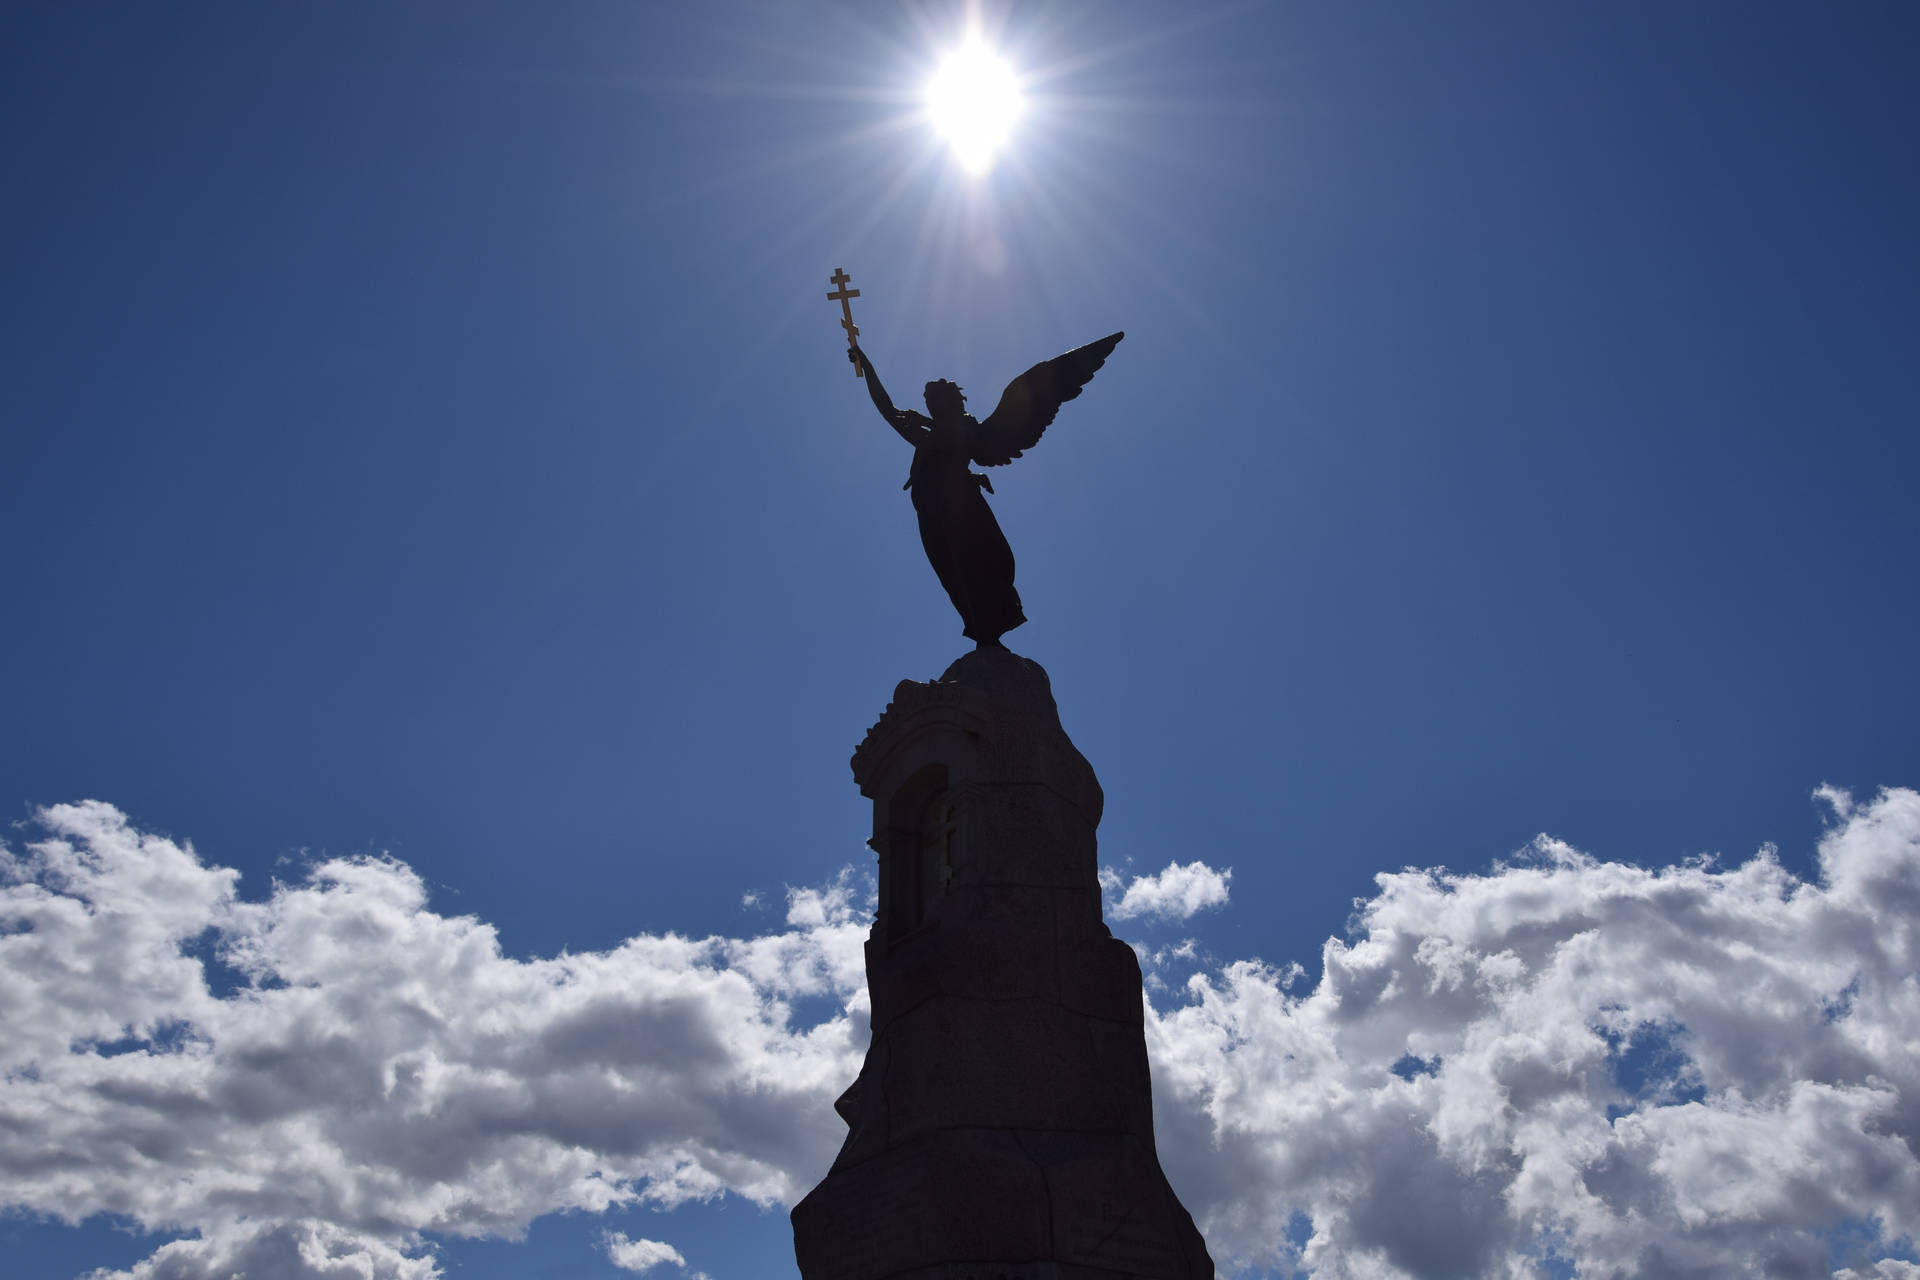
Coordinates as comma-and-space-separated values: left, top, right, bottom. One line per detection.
4, 790, 1917, 1277
1150, 786, 1920, 1276
1, 802, 868, 1279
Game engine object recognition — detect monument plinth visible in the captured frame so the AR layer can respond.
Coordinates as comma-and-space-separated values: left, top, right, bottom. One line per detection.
791, 647, 1213, 1280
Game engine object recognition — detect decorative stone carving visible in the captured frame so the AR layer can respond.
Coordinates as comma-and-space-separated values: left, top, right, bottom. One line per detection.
792, 648, 1213, 1280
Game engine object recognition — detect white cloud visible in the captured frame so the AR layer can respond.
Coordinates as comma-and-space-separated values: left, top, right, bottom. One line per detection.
1146, 787, 1920, 1277
782, 871, 864, 931
602, 1231, 685, 1273
77, 1221, 440, 1280
2, 801, 870, 1280
1102, 859, 1233, 922
1837, 1264, 1920, 1280
11, 790, 1920, 1278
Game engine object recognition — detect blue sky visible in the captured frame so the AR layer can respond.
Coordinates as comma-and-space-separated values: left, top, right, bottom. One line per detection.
3, 4, 1917, 1278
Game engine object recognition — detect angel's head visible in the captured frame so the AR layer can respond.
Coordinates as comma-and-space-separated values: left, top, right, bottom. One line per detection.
923, 379, 967, 422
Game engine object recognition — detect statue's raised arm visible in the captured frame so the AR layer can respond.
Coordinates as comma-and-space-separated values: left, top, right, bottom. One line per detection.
851, 345, 929, 446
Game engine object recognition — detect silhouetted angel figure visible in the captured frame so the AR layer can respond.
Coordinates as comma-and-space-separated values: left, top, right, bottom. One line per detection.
850, 333, 1124, 647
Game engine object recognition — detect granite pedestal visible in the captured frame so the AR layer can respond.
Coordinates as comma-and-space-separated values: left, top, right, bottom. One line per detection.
791, 648, 1213, 1280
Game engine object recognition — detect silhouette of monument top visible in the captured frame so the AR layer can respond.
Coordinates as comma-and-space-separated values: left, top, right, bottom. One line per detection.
828, 270, 1123, 647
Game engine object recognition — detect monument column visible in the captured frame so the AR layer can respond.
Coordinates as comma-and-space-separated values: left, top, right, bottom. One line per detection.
791, 646, 1214, 1280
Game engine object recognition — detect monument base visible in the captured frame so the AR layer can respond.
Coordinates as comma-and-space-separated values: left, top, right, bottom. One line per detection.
793, 1126, 1207, 1280
792, 649, 1212, 1280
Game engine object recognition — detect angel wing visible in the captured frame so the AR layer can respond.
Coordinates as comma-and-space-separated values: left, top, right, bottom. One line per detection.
970, 331, 1124, 467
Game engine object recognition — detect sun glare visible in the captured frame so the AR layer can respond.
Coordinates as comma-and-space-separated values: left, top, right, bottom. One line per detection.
926, 39, 1023, 175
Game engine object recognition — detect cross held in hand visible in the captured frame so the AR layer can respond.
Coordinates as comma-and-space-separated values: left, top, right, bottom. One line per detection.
828, 267, 863, 377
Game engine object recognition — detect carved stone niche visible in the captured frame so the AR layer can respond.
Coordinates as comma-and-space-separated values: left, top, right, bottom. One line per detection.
860, 688, 985, 947
855, 648, 1106, 944
792, 648, 1214, 1280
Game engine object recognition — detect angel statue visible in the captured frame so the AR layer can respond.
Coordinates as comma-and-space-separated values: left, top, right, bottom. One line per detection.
849, 333, 1124, 647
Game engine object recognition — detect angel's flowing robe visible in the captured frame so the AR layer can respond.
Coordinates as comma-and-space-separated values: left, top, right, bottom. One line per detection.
908, 415, 1026, 645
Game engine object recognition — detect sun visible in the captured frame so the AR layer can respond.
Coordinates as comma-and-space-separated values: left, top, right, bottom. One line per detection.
925, 38, 1024, 175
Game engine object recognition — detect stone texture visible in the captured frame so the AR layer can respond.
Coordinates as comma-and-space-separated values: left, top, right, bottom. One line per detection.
792, 648, 1212, 1280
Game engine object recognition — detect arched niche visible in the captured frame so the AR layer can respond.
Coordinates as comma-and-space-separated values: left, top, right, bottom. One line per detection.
878, 762, 954, 942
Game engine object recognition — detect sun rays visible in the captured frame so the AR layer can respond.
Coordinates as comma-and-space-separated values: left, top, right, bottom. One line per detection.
622, 5, 1225, 371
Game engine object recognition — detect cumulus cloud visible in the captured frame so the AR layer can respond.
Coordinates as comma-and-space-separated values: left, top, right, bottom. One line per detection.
77, 1221, 439, 1280
2, 801, 869, 1280
11, 790, 1920, 1278
602, 1231, 686, 1273
1102, 859, 1233, 922
1148, 787, 1920, 1277
1837, 1264, 1920, 1280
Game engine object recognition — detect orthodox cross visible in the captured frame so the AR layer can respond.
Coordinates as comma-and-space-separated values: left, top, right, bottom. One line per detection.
828, 267, 863, 377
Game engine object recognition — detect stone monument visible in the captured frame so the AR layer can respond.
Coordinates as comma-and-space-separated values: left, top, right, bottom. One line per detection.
789, 647, 1214, 1280
795, 289, 1210, 1278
